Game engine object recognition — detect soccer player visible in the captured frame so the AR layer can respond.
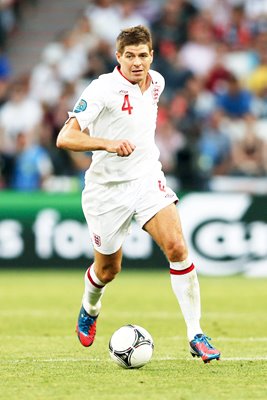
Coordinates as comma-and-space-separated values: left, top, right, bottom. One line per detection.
56, 25, 220, 363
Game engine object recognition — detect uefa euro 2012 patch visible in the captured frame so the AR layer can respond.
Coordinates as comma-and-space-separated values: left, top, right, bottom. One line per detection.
73, 99, 87, 113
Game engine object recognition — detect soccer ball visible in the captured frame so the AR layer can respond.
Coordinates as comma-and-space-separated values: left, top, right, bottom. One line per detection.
109, 324, 154, 369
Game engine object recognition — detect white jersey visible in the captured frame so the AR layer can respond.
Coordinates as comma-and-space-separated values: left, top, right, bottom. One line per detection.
68, 66, 165, 184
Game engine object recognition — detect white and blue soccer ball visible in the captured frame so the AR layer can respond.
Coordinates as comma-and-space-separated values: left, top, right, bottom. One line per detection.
109, 324, 154, 369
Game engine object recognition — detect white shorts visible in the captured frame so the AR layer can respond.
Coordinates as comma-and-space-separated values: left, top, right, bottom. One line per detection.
82, 170, 178, 254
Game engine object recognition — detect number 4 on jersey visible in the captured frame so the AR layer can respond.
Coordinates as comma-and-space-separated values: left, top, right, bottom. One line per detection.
122, 94, 133, 114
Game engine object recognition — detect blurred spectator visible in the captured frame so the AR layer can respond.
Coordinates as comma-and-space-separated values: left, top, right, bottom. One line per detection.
230, 115, 267, 176
44, 83, 81, 177
56, 30, 88, 84
0, 46, 12, 105
10, 131, 53, 190
185, 75, 216, 119
0, 0, 16, 48
67, 150, 92, 189
205, 42, 233, 94
151, 0, 198, 51
155, 114, 185, 178
244, 0, 267, 22
222, 47, 257, 81
222, 4, 253, 50
116, 0, 148, 30
216, 74, 254, 118
0, 76, 43, 154
2, 0, 267, 192
218, 4, 257, 80
191, 0, 233, 32
197, 110, 232, 184
0, 45, 11, 79
85, 0, 122, 45
169, 76, 215, 139
83, 41, 115, 82
70, 15, 100, 54
168, 79, 217, 190
175, 144, 204, 190
31, 27, 90, 99
85, 0, 148, 49
0, 150, 13, 187
29, 43, 64, 107
0, 0, 38, 48
246, 33, 267, 96
135, 0, 163, 23
178, 13, 217, 77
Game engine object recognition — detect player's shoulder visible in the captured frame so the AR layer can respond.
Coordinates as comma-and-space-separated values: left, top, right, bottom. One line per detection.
98, 71, 114, 82
81, 72, 114, 100
86, 71, 118, 93
87, 72, 114, 88
149, 69, 165, 86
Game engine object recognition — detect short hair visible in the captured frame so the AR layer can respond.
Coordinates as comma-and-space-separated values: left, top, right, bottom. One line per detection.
116, 25, 153, 54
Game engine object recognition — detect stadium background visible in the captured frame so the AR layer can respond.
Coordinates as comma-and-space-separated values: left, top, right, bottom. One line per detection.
1, 0, 267, 277
1, 4, 267, 400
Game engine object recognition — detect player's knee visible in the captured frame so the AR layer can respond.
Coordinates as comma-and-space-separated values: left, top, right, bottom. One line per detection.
99, 263, 121, 283
164, 240, 188, 262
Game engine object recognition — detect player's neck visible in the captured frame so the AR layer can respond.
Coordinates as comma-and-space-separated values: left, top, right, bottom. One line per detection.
117, 66, 151, 93
117, 66, 136, 85
138, 74, 151, 94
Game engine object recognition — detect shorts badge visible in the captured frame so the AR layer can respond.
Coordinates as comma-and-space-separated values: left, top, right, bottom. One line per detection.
93, 233, 101, 247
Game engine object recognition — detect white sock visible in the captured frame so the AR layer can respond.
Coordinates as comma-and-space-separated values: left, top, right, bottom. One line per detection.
170, 258, 203, 341
82, 264, 106, 317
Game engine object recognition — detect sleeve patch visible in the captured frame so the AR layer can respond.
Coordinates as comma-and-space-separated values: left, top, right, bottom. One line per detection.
73, 99, 87, 113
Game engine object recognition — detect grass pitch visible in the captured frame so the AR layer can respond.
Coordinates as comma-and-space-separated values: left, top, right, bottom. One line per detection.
0, 268, 267, 400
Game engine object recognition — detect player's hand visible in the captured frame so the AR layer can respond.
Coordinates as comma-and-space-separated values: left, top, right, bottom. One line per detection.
107, 140, 136, 157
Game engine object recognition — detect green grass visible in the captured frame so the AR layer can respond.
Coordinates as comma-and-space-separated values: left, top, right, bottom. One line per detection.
0, 269, 267, 400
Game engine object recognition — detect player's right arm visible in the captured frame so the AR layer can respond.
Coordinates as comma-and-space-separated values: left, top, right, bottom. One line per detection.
56, 117, 136, 157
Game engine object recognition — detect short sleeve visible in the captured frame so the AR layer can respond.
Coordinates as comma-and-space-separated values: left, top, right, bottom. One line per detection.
68, 79, 106, 131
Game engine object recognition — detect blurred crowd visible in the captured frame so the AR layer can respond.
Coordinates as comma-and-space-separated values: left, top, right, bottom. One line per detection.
1, 0, 267, 192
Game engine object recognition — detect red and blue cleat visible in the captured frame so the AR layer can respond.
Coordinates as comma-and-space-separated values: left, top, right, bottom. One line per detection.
190, 334, 220, 363
76, 306, 98, 347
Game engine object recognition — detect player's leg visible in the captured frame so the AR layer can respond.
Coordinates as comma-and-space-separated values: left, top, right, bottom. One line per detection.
78, 179, 134, 347
143, 203, 201, 337
83, 248, 122, 317
77, 248, 122, 347
144, 203, 220, 363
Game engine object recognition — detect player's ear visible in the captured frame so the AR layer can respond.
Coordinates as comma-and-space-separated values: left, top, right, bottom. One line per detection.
116, 51, 121, 64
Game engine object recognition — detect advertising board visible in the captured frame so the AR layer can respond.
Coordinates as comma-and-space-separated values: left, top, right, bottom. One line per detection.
1, 191, 267, 276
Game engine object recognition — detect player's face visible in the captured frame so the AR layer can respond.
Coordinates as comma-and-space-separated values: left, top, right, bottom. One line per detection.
116, 44, 153, 85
